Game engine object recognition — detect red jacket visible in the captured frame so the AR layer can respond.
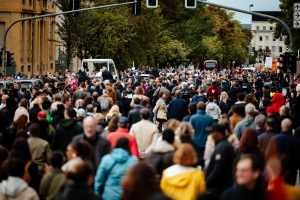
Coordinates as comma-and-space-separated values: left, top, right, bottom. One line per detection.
207, 85, 221, 100
270, 93, 286, 113
106, 128, 140, 160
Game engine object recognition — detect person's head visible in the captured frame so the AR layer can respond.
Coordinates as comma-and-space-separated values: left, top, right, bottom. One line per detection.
64, 107, 76, 119
93, 113, 105, 123
266, 106, 275, 116
6, 158, 25, 178
244, 94, 254, 104
140, 108, 151, 120
134, 97, 141, 105
14, 83, 20, 90
50, 151, 65, 168
188, 102, 197, 115
279, 105, 290, 117
239, 128, 258, 153
262, 98, 271, 108
266, 155, 290, 179
66, 162, 94, 185
11, 115, 28, 130
235, 155, 261, 190
75, 99, 84, 108
83, 116, 98, 139
107, 115, 119, 132
19, 99, 28, 110
135, 86, 145, 95
80, 82, 86, 89
255, 114, 266, 129
165, 119, 180, 131
237, 93, 245, 102
66, 140, 92, 161
92, 92, 99, 100
42, 100, 52, 111
9, 137, 32, 163
53, 94, 62, 102
86, 104, 94, 113
220, 92, 228, 100
76, 108, 86, 119
207, 124, 226, 142
197, 101, 206, 111
0, 146, 9, 168
118, 117, 129, 130
126, 85, 132, 92
114, 137, 130, 155
199, 89, 204, 95
63, 96, 72, 108
173, 144, 197, 167
208, 96, 214, 103
162, 129, 175, 144
181, 82, 187, 89
175, 90, 182, 98
103, 89, 109, 95
29, 123, 40, 137
20, 88, 26, 95
245, 103, 255, 117
266, 117, 276, 130
32, 97, 43, 109
158, 92, 166, 99
121, 163, 160, 200
281, 118, 292, 131
175, 121, 194, 139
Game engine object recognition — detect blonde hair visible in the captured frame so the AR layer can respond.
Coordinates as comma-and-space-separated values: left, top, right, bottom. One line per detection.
106, 105, 122, 122
94, 113, 105, 122
19, 99, 28, 110
279, 105, 290, 117
53, 94, 62, 102
32, 98, 42, 109
1, 95, 9, 100
175, 122, 194, 138
220, 92, 228, 101
165, 119, 181, 132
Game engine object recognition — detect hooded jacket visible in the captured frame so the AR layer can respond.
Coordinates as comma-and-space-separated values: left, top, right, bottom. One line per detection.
191, 94, 205, 105
207, 85, 221, 100
94, 148, 138, 200
233, 116, 256, 139
51, 119, 83, 153
0, 176, 39, 200
105, 85, 116, 104
202, 81, 212, 93
228, 87, 242, 105
160, 164, 206, 200
205, 103, 221, 120
270, 93, 286, 113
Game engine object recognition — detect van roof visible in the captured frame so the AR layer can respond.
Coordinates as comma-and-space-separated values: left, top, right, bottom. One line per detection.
82, 59, 112, 62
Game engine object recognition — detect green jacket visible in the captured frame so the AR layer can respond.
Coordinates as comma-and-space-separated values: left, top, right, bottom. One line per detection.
51, 119, 83, 153
39, 168, 67, 200
43, 109, 53, 125
202, 81, 212, 93
28, 136, 52, 174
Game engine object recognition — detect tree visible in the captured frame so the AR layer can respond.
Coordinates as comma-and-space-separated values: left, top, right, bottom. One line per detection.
257, 49, 271, 64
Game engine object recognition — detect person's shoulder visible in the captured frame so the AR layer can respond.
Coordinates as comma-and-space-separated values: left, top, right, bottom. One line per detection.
72, 133, 84, 141
221, 186, 240, 200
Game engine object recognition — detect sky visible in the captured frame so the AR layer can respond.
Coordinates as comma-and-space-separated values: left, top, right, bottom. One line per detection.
205, 0, 281, 24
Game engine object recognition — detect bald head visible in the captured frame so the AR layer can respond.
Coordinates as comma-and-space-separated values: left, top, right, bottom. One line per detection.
83, 116, 98, 139
281, 118, 292, 131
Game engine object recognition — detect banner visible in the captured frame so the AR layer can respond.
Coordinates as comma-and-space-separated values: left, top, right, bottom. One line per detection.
265, 57, 273, 68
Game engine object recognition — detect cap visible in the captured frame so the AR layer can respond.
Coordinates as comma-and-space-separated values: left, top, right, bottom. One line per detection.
189, 85, 195, 89
206, 124, 226, 135
118, 116, 128, 124
104, 80, 110, 85
76, 108, 86, 118
38, 111, 47, 117
266, 106, 274, 113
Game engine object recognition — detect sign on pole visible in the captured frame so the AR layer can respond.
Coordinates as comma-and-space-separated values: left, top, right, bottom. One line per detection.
265, 57, 273, 68
294, 3, 300, 29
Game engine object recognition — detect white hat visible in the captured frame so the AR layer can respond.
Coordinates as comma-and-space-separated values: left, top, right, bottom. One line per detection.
76, 108, 86, 118
189, 85, 195, 89
104, 80, 110, 85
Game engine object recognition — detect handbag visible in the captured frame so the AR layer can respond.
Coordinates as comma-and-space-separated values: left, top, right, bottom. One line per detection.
99, 159, 117, 194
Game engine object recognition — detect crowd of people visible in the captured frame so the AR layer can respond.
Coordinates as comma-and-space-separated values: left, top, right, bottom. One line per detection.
0, 65, 300, 200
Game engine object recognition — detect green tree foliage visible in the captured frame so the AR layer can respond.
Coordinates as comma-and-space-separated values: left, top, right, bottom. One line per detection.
269, 0, 300, 53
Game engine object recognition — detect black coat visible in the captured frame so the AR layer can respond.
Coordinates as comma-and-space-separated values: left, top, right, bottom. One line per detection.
29, 105, 42, 124
168, 97, 188, 121
222, 185, 265, 200
127, 106, 142, 128
228, 102, 246, 118
227, 88, 242, 106
219, 99, 231, 114
58, 183, 102, 200
102, 70, 113, 81
150, 68, 159, 78
52, 110, 64, 129
93, 98, 101, 113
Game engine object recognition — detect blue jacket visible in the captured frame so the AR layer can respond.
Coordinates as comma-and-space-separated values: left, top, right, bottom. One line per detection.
168, 97, 188, 121
191, 94, 204, 105
190, 110, 215, 147
94, 148, 138, 200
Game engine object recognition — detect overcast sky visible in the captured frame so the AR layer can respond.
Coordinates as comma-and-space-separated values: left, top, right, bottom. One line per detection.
206, 0, 281, 24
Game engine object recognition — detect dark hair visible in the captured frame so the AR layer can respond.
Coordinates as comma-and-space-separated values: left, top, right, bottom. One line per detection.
158, 92, 165, 99
42, 100, 52, 110
66, 107, 76, 118
15, 129, 28, 139
141, 100, 148, 107
266, 118, 276, 129
107, 116, 119, 132
30, 123, 40, 137
244, 94, 254, 104
50, 151, 65, 168
121, 163, 160, 200
10, 115, 28, 130
239, 128, 258, 154
57, 104, 65, 112
7, 158, 25, 178
134, 98, 141, 105
69, 140, 92, 160
20, 88, 26, 93
63, 95, 71, 104
114, 137, 131, 155
232, 105, 240, 113
239, 154, 261, 172
162, 129, 175, 144
66, 162, 94, 183
237, 93, 245, 101
208, 96, 213, 102
80, 82, 86, 88
262, 98, 271, 107
197, 101, 206, 110
189, 103, 197, 114
0, 146, 9, 168
140, 108, 150, 119
161, 82, 167, 87
84, 96, 94, 109
9, 138, 32, 163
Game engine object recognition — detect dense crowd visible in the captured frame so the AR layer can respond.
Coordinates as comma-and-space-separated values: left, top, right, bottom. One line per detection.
0, 66, 300, 200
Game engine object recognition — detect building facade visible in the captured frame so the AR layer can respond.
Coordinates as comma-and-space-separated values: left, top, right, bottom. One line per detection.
251, 11, 287, 68
0, 0, 56, 76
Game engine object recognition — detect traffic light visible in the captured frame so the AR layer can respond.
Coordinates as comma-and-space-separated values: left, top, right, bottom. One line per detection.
70, 0, 79, 17
289, 52, 297, 73
147, 0, 158, 8
7, 51, 14, 67
280, 52, 287, 72
132, 0, 141, 16
185, 0, 197, 9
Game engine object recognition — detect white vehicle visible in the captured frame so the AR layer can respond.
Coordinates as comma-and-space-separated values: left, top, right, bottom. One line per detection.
80, 59, 118, 79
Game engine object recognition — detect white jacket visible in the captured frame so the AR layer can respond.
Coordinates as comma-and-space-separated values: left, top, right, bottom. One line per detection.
205, 102, 221, 120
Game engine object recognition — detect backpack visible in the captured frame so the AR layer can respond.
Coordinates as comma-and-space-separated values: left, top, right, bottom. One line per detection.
100, 97, 109, 110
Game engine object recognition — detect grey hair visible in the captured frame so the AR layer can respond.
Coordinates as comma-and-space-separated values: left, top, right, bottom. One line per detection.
103, 89, 109, 94
181, 82, 187, 89
245, 103, 255, 115
255, 114, 266, 128
279, 105, 290, 117
86, 104, 94, 112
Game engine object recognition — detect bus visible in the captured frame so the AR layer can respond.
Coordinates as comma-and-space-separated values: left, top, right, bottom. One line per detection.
203, 60, 219, 71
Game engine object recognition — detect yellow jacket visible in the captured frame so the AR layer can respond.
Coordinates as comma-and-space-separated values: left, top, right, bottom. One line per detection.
160, 164, 206, 200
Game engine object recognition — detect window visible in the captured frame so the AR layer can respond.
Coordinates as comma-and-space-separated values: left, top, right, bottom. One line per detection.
29, 0, 32, 6
259, 46, 262, 50
50, 63, 53, 70
273, 37, 276, 41
259, 58, 262, 63
28, 65, 31, 72
37, 65, 39, 72
279, 36, 283, 41
266, 36, 269, 42
270, 27, 273, 31
256, 26, 259, 30
259, 36, 263, 41
272, 46, 276, 52
23, 0, 25, 5
263, 26, 266, 30
266, 46, 269, 50
21, 66, 24, 72
279, 47, 283, 52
